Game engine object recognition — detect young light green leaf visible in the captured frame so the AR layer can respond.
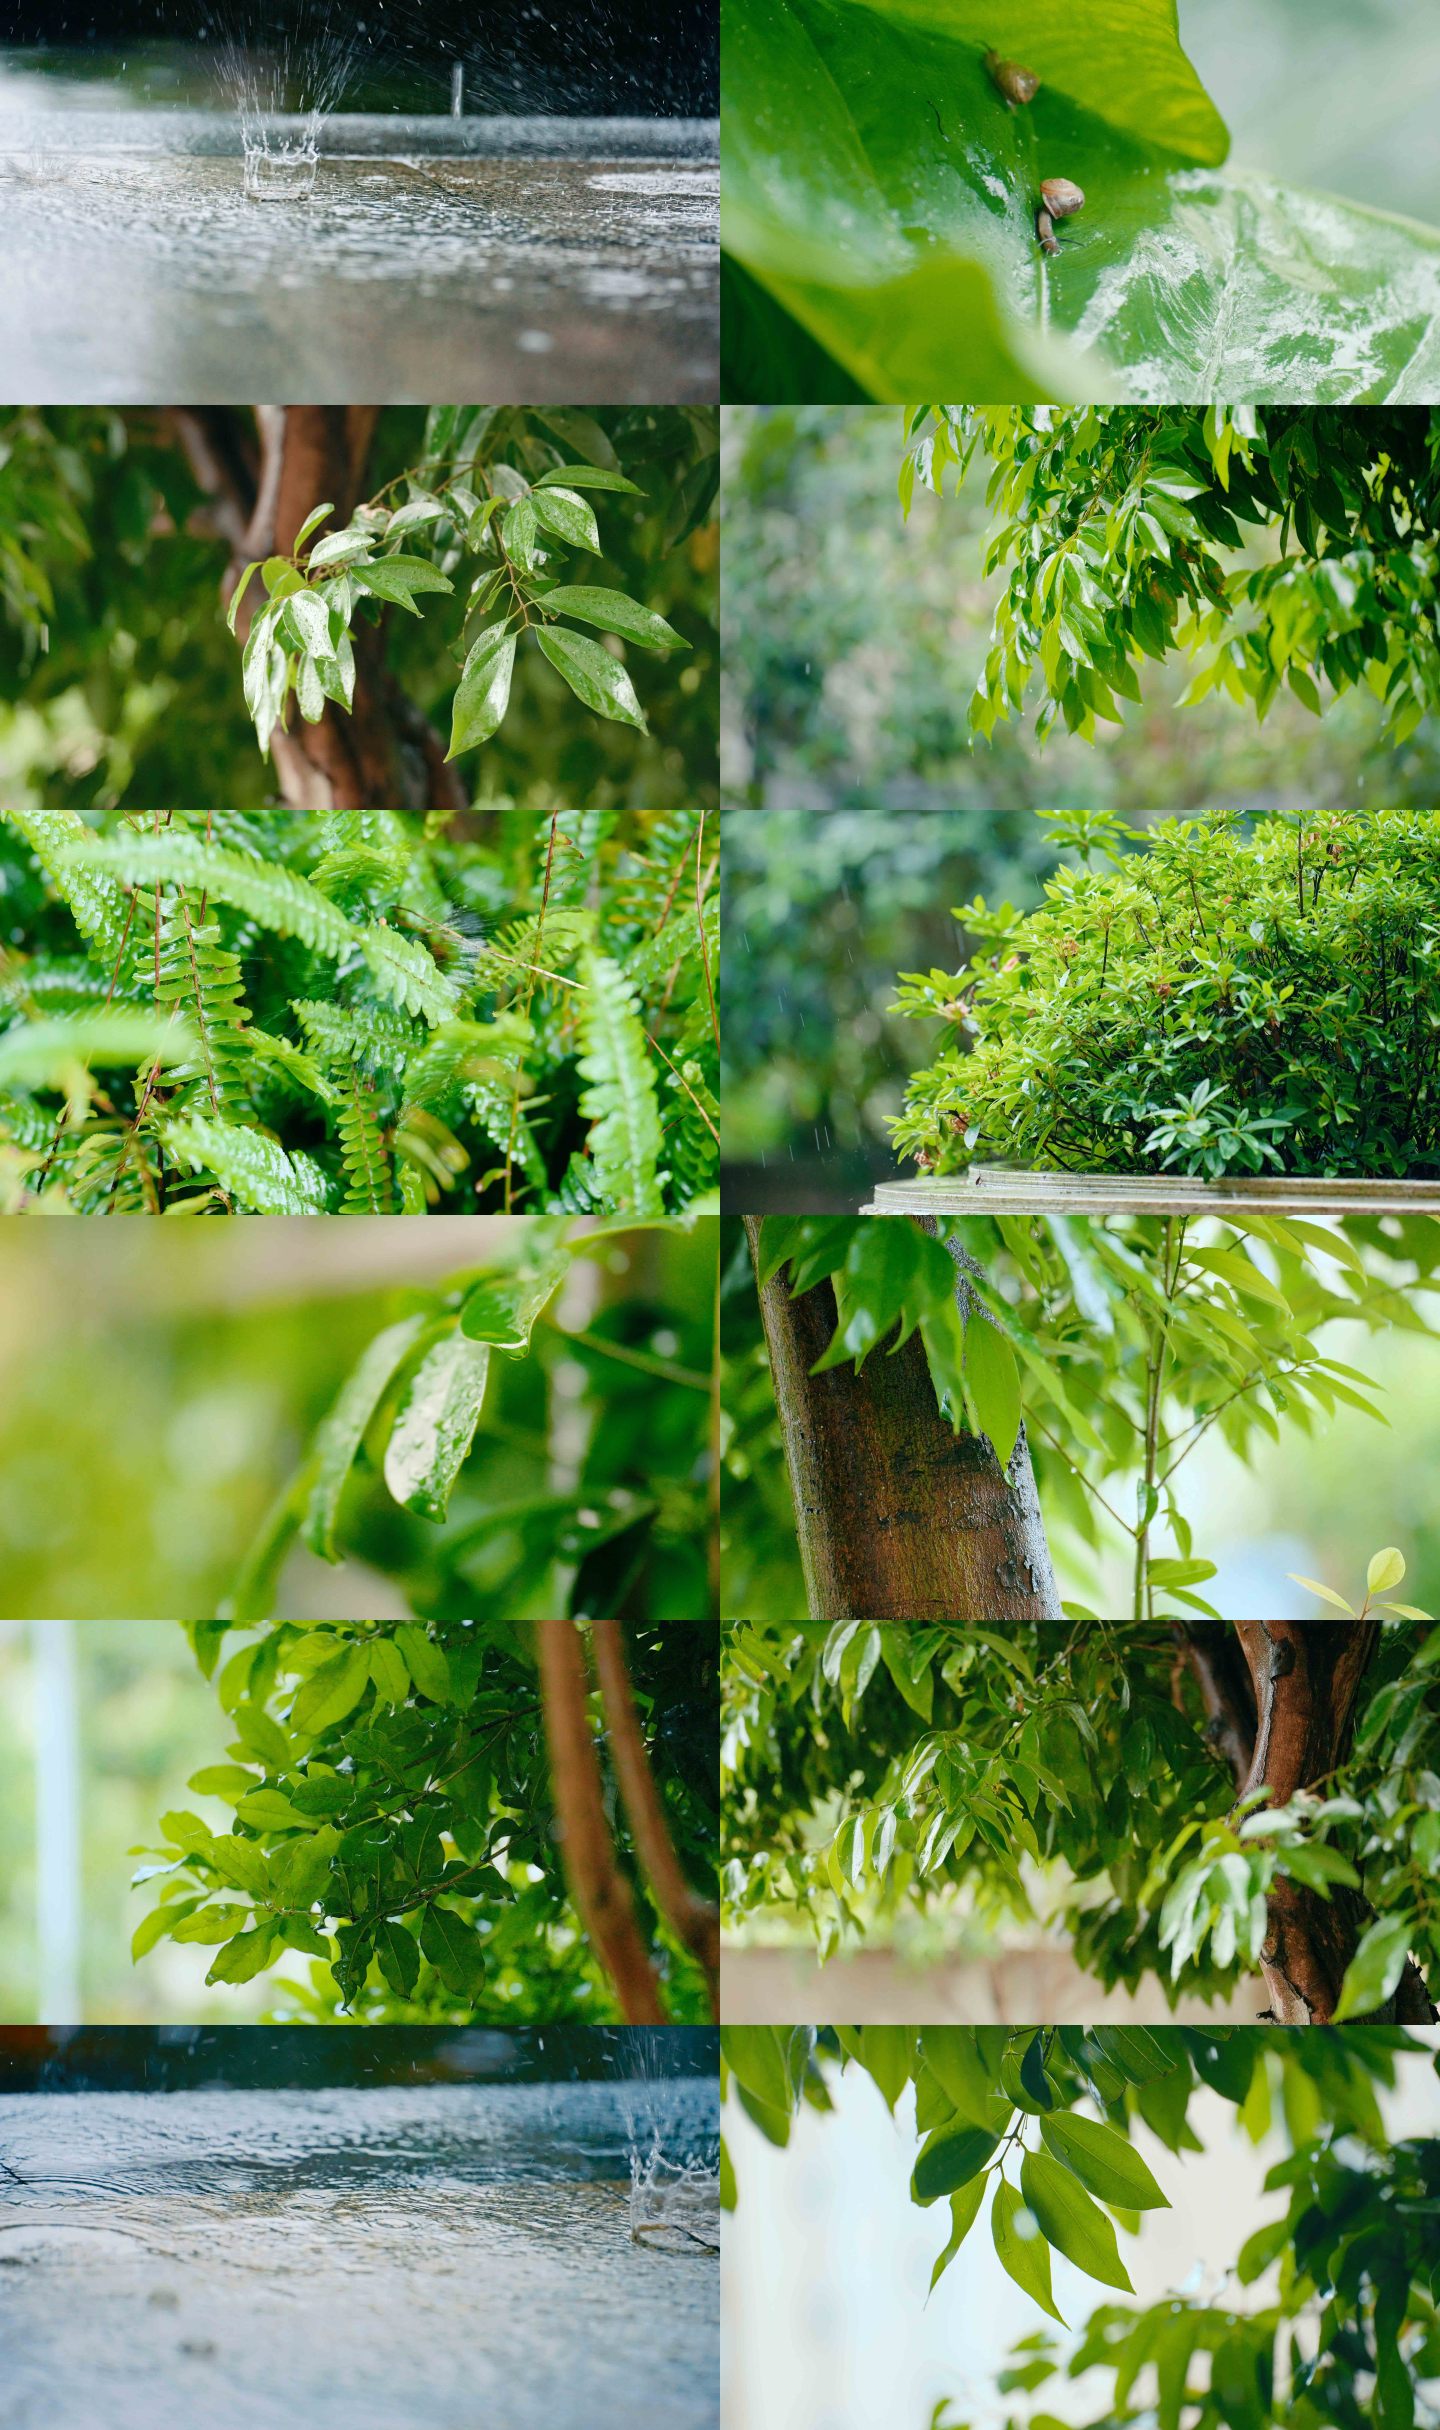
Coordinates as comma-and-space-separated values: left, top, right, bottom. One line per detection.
367, 1634, 412, 1708
1366, 1547, 1407, 1596
1287, 1574, 1358, 1617
396, 1624, 453, 1706
1332, 1914, 1417, 2022
206, 1922, 279, 1985
292, 500, 337, 551
290, 1642, 373, 1736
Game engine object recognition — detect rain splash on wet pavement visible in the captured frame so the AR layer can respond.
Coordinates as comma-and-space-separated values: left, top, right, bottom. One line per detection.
0, 106, 718, 401
0, 2080, 719, 2430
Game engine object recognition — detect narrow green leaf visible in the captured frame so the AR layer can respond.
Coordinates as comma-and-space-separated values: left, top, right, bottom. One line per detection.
447, 623, 517, 758
543, 586, 688, 652
992, 2176, 1065, 2324
303, 1314, 428, 1561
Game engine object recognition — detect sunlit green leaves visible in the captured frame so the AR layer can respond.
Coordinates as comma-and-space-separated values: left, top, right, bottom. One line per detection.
991, 2176, 1065, 2322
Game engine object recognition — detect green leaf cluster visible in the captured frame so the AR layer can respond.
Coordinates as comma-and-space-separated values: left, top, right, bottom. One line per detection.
725, 2025, 1437, 2428
231, 409, 703, 762
891, 808, 1440, 1180
0, 808, 718, 1215
136, 1617, 717, 2024
722, 1620, 1440, 2011
737, 1214, 1440, 1622
904, 409, 1440, 748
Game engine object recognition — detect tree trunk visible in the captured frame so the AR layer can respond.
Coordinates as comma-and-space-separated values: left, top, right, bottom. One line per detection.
1175, 1619, 1436, 2023
744, 1218, 1061, 1623
168, 405, 466, 811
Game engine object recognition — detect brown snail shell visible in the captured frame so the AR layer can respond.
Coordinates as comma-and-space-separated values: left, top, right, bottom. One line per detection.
985, 48, 1039, 106
1040, 178, 1085, 218
1036, 178, 1085, 254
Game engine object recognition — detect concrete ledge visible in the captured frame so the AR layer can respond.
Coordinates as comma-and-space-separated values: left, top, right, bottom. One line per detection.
0, 110, 719, 159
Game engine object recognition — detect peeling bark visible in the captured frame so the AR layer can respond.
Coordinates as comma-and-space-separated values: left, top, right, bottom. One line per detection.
744, 1218, 1061, 1623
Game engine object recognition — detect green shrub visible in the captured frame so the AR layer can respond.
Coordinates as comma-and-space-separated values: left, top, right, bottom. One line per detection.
0, 807, 718, 1215
892, 809, 1440, 1179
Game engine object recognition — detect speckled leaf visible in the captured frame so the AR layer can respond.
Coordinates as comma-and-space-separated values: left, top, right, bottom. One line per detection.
383, 1333, 492, 1521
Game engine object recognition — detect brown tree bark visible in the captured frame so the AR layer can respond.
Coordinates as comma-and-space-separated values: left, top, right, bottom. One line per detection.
1174, 1619, 1435, 2024
592, 1620, 719, 2018
168, 405, 466, 811
536, 1619, 666, 2024
745, 1218, 1061, 1623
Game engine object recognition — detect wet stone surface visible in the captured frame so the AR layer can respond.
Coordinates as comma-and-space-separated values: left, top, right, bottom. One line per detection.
0, 153, 718, 401
0, 2085, 719, 2430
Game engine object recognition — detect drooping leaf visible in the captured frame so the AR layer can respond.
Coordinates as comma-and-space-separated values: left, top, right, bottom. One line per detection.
383, 1332, 493, 1521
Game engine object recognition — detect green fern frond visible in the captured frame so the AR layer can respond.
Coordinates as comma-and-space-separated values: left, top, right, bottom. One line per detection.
164, 1115, 332, 1213
336, 1073, 395, 1213
402, 1016, 529, 1115
357, 923, 460, 1025
4, 807, 138, 967
291, 998, 422, 1070
575, 949, 666, 1217
62, 831, 357, 956
152, 898, 252, 1112
465, 1074, 548, 1200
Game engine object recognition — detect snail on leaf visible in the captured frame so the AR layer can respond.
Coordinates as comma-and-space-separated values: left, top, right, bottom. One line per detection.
985, 48, 1039, 106
1036, 177, 1085, 255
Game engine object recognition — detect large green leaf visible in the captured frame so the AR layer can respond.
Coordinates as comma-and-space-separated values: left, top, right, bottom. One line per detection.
723, 0, 1440, 401
845, 0, 1225, 160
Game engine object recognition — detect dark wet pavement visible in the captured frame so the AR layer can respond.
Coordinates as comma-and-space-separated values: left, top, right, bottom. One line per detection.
0, 147, 718, 401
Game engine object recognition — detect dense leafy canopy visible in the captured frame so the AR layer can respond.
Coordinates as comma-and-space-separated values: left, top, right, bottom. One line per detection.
222, 1217, 717, 1627
904, 408, 1440, 749
891, 808, 1440, 1181
732, 1213, 1440, 1622
0, 407, 718, 811
0, 807, 717, 1216
724, 3, 1440, 401
723, 2024, 1440, 2430
722, 1622, 1440, 2017
135, 1618, 716, 2024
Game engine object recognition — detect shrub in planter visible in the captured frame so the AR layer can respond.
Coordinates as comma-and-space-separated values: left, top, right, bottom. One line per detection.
891, 808, 1440, 1180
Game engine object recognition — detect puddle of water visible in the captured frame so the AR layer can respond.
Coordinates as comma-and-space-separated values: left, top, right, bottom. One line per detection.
0, 2085, 719, 2430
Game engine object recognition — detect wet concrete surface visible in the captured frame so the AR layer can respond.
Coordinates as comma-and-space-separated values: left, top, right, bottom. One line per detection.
0, 147, 718, 401
0, 2085, 720, 2430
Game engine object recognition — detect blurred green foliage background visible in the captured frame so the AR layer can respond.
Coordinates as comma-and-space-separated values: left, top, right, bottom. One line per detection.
0, 1219, 715, 1620
720, 408, 1440, 816
1182, 0, 1440, 229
